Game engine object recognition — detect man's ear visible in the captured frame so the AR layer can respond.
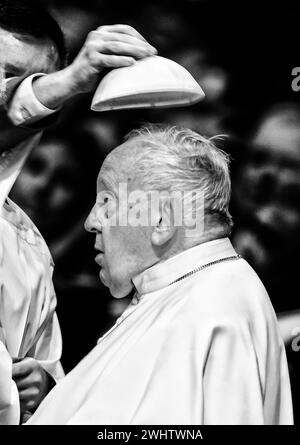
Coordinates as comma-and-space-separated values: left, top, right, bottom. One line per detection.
151, 196, 176, 246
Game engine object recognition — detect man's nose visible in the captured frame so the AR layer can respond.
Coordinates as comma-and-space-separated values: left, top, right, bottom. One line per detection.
85, 205, 101, 233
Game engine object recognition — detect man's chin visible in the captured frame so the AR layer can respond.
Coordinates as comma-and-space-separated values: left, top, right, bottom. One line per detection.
99, 268, 134, 299
99, 268, 109, 287
109, 280, 134, 300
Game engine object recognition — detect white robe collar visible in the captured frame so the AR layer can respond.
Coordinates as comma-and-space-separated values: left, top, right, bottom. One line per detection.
132, 237, 237, 296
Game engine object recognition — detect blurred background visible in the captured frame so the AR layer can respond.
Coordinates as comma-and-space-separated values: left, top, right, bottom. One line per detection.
9, 0, 300, 421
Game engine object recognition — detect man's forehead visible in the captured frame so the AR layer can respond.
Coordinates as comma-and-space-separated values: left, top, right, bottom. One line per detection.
0, 27, 59, 75
97, 139, 142, 189
97, 165, 116, 190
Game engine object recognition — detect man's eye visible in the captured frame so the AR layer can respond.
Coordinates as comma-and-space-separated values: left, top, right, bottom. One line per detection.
5, 72, 17, 79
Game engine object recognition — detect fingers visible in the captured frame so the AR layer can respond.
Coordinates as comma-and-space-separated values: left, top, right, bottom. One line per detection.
12, 358, 34, 379
89, 31, 157, 60
96, 41, 155, 60
96, 24, 147, 42
67, 23, 157, 94
12, 359, 50, 413
97, 54, 136, 68
19, 387, 40, 412
12, 374, 34, 390
88, 53, 136, 70
93, 31, 156, 52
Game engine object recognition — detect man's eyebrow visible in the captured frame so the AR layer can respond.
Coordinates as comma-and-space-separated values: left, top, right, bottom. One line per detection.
4, 62, 26, 77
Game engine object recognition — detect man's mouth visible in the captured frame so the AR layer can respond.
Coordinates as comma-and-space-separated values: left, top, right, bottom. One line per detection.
95, 249, 104, 265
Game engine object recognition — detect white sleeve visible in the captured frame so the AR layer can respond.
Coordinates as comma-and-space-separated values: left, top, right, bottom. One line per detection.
28, 312, 65, 383
26, 279, 65, 384
7, 74, 59, 126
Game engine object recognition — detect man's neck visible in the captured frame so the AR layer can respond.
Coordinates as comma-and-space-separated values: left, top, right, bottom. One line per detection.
158, 229, 228, 264
132, 228, 229, 289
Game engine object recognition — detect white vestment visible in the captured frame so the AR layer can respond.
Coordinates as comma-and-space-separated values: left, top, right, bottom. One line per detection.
28, 238, 293, 425
0, 194, 64, 424
0, 78, 63, 425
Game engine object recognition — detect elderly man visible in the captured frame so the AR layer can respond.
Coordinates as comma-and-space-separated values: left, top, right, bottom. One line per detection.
28, 125, 293, 425
0, 0, 155, 424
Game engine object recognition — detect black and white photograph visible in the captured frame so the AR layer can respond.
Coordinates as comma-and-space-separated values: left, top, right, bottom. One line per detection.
0, 0, 299, 435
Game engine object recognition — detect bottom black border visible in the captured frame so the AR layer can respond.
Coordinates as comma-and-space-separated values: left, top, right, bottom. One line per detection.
0, 425, 299, 442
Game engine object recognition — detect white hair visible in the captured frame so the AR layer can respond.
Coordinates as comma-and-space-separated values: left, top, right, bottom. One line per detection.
126, 124, 233, 233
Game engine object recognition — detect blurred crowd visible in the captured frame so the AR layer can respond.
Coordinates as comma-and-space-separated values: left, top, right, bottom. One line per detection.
9, 0, 300, 420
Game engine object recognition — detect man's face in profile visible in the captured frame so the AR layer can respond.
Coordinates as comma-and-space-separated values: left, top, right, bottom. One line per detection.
0, 26, 59, 84
85, 141, 156, 300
